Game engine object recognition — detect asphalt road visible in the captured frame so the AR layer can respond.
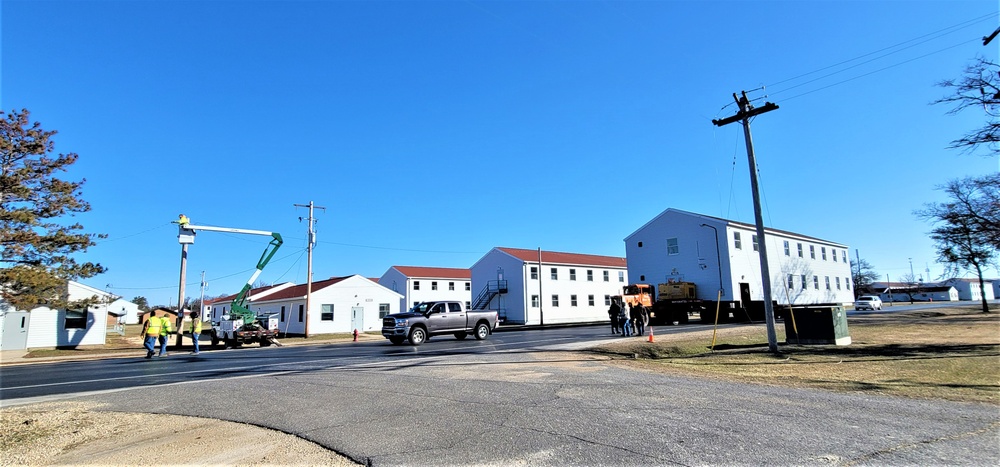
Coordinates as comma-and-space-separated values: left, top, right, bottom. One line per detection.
3, 320, 999, 466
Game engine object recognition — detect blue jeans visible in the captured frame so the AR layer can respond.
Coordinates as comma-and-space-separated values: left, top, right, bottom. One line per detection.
158, 335, 168, 356
191, 331, 200, 354
144, 336, 158, 356
622, 318, 632, 336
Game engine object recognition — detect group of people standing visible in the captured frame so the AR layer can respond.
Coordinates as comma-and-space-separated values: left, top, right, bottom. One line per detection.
608, 298, 647, 337
140, 309, 203, 358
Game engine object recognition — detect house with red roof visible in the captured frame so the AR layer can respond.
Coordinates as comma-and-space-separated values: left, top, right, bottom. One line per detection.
378, 266, 471, 312
470, 247, 628, 325
245, 275, 403, 335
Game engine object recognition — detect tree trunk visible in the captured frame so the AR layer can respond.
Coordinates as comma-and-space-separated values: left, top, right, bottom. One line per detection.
975, 264, 990, 313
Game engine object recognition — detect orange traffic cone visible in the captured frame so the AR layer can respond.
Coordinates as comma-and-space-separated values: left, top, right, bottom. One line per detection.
647, 326, 654, 343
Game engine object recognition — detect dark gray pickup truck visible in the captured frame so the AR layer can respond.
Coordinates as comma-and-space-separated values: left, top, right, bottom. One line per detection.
381, 301, 499, 346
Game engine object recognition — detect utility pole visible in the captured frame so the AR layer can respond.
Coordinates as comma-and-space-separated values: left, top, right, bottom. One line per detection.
713, 90, 780, 353
295, 201, 326, 338
199, 271, 207, 320
175, 243, 188, 348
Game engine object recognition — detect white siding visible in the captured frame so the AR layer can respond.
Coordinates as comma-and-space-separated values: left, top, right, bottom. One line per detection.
252, 275, 402, 334
378, 268, 472, 312
471, 249, 626, 325
24, 306, 106, 348
625, 209, 854, 306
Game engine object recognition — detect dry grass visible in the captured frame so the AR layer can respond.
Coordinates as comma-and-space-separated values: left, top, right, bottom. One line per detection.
593, 305, 1000, 405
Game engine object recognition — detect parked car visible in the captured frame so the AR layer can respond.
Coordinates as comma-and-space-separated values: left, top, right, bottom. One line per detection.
854, 295, 883, 311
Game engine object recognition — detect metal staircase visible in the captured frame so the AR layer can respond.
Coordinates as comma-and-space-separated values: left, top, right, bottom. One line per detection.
472, 280, 508, 320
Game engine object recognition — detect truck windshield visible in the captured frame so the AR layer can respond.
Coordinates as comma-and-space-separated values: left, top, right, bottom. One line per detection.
409, 303, 433, 314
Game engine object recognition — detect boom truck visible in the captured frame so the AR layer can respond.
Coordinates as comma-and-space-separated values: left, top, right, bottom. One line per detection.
177, 218, 283, 348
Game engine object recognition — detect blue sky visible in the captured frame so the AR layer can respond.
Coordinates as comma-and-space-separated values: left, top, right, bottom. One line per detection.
3, 0, 998, 306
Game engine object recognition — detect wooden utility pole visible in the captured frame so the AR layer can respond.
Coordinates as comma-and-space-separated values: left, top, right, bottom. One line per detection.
175, 243, 188, 348
713, 90, 780, 353
295, 201, 325, 338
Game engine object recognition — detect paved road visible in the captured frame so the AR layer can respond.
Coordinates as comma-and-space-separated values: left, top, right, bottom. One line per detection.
3, 322, 998, 465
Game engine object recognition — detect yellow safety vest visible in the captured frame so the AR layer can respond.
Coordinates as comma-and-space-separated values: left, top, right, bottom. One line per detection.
146, 316, 162, 337
191, 318, 202, 334
159, 316, 174, 336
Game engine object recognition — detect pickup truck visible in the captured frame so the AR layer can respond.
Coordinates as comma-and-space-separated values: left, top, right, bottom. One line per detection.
381, 301, 499, 346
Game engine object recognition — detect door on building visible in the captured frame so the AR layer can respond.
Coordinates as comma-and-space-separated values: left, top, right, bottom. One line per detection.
739, 283, 752, 307
351, 307, 364, 331
1, 311, 30, 350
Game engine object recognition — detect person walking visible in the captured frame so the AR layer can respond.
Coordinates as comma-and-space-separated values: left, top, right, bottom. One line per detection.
157, 311, 174, 357
141, 310, 163, 359
189, 311, 202, 355
608, 299, 621, 334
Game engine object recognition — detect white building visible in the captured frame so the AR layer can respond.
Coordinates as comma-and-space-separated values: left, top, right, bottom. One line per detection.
624, 209, 855, 306
0, 281, 125, 350
248, 275, 403, 335
470, 247, 628, 325
992, 280, 1000, 301
378, 266, 471, 311
938, 278, 995, 301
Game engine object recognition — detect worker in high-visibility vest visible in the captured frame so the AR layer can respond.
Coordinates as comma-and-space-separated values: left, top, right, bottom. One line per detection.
189, 311, 203, 355
142, 310, 163, 359
157, 312, 174, 357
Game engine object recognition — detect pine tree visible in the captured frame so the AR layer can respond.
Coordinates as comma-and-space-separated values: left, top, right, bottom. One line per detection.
0, 109, 106, 310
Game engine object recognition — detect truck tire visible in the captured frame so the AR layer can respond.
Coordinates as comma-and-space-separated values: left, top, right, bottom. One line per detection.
408, 327, 427, 346
454, 332, 468, 340
260, 338, 272, 347
474, 322, 490, 340
225, 337, 237, 349
389, 337, 405, 345
211, 332, 220, 348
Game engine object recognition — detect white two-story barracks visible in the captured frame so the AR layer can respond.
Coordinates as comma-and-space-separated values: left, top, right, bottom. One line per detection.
470, 247, 628, 325
378, 266, 472, 312
625, 209, 854, 306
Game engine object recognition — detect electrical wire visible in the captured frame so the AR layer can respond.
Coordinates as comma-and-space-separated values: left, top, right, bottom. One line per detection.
92, 223, 173, 244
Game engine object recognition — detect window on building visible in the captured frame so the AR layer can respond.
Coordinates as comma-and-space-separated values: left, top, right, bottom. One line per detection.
638, 241, 643, 247
551, 268, 558, 280
280, 306, 286, 322
640, 275, 645, 281
449, 282, 455, 291
787, 274, 794, 289
797, 243, 803, 258
414, 281, 420, 290
734, 232, 742, 250
846, 279, 851, 291
842, 251, 847, 263
821, 247, 827, 261
432, 281, 438, 290
413, 301, 419, 307
571, 295, 578, 306
832, 249, 838, 262
836, 277, 841, 290
784, 241, 790, 256
65, 309, 87, 329
813, 276, 819, 289
569, 269, 576, 280
810, 245, 816, 259
465, 301, 471, 310
298, 304, 304, 322
465, 282, 471, 291
552, 295, 559, 307
379, 303, 390, 318
531, 295, 539, 307
603, 271, 609, 282
588, 295, 595, 306
618, 271, 625, 282
530, 267, 538, 280
604, 295, 611, 306
800, 275, 806, 290
321, 304, 334, 321
825, 276, 831, 290
667, 237, 679, 255
587, 270, 594, 281
752, 234, 759, 252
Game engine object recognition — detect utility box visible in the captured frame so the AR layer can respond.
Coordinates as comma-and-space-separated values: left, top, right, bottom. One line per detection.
784, 306, 851, 346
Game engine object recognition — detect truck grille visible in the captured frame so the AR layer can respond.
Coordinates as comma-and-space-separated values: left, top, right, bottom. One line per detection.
382, 318, 396, 327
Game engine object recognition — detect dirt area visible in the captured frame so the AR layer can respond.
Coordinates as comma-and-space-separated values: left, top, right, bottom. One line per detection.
0, 401, 357, 466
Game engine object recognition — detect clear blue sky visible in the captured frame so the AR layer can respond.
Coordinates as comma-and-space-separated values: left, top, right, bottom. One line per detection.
3, 0, 998, 306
